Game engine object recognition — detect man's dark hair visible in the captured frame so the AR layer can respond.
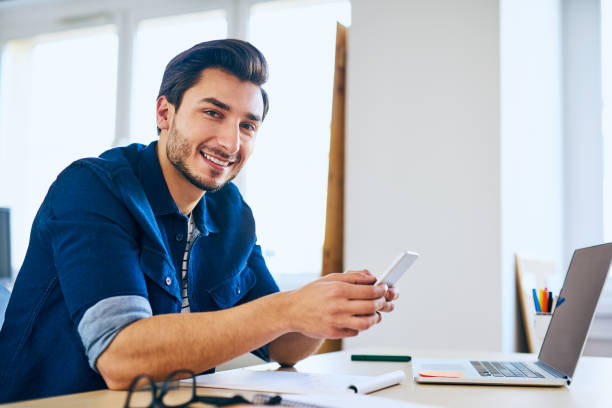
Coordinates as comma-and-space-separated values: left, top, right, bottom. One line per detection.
157, 39, 269, 135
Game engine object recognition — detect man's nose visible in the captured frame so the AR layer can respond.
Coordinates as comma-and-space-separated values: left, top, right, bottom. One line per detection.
217, 121, 240, 155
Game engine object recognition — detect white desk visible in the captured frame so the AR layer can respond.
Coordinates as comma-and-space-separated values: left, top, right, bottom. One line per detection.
4, 348, 610, 407
291, 348, 611, 407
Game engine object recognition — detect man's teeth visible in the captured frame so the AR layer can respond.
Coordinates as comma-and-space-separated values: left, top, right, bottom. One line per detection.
202, 152, 231, 166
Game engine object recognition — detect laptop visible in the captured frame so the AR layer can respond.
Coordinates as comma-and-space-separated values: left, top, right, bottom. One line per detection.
412, 242, 612, 386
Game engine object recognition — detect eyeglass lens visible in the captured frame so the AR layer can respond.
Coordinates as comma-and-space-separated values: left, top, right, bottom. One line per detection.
160, 370, 195, 407
126, 376, 156, 408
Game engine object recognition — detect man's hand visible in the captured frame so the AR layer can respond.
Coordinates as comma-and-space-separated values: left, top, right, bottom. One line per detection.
381, 282, 400, 313
282, 270, 397, 339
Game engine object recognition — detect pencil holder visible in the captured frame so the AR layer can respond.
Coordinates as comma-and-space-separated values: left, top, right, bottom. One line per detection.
533, 313, 552, 351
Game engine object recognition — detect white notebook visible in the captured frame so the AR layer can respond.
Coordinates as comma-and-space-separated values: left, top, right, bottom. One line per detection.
192, 368, 406, 394
270, 392, 441, 408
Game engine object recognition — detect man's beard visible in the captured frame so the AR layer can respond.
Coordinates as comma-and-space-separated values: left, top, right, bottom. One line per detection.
166, 125, 240, 193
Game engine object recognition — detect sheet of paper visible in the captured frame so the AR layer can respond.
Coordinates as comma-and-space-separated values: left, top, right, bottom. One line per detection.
278, 392, 443, 408
355, 370, 407, 393
192, 368, 406, 394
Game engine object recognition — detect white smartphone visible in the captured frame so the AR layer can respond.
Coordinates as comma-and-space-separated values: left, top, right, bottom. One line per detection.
376, 251, 419, 286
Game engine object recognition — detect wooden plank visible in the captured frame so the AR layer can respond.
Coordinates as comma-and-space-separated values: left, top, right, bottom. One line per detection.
317, 22, 347, 355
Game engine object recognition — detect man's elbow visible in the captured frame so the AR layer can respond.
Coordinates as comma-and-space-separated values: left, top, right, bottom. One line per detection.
96, 350, 134, 390
274, 358, 299, 368
269, 349, 305, 367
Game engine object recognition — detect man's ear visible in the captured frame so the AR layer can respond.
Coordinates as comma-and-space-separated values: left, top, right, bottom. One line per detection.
156, 96, 174, 132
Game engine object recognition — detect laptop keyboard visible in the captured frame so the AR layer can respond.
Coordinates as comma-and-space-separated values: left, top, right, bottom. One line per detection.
470, 361, 544, 378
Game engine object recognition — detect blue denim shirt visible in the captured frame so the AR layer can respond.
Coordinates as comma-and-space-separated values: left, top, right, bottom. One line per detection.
0, 142, 279, 403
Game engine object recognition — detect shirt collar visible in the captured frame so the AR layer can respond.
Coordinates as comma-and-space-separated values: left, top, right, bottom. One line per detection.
140, 141, 219, 234
192, 196, 219, 235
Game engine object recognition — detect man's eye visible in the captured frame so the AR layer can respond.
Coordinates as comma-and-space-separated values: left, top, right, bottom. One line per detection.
241, 123, 256, 132
205, 110, 221, 118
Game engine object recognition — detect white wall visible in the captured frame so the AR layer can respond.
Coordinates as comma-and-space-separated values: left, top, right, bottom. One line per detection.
345, 0, 502, 351
345, 0, 606, 354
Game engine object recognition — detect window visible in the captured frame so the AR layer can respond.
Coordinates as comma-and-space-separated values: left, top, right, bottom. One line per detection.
0, 0, 348, 282
0, 25, 118, 271
245, 0, 350, 278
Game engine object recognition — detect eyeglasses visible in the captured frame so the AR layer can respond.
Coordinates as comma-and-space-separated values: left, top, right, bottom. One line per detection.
124, 369, 253, 408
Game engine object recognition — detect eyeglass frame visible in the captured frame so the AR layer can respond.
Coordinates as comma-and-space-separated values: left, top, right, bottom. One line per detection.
124, 369, 252, 408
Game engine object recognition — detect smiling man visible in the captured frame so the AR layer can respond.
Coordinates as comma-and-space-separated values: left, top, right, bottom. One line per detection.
0, 40, 398, 403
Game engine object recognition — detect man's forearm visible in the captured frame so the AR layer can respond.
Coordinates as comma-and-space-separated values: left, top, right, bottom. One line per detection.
97, 271, 390, 390
97, 291, 291, 389
269, 332, 323, 366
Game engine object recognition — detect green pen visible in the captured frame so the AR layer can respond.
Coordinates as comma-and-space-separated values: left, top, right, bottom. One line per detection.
351, 354, 411, 362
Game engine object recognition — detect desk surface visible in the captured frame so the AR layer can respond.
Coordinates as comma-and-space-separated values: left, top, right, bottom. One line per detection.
4, 348, 611, 408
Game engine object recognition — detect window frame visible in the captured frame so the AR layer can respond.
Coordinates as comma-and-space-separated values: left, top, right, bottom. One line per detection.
0, 0, 342, 286
1, 0, 250, 150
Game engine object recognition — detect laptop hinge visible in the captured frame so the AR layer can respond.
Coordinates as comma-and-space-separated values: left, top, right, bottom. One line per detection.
535, 361, 571, 384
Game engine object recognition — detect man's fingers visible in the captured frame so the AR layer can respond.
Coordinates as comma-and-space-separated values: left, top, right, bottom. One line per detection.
332, 270, 377, 285
341, 298, 387, 315
385, 286, 399, 301
343, 313, 381, 331
351, 269, 374, 277
379, 302, 394, 313
335, 281, 387, 299
343, 297, 393, 314
343, 268, 373, 275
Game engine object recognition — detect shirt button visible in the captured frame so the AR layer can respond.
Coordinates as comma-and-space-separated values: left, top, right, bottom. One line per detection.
236, 286, 241, 295
175, 233, 184, 241
165, 277, 172, 286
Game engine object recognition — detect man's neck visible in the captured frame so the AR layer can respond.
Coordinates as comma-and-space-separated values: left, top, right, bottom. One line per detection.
155, 143, 204, 216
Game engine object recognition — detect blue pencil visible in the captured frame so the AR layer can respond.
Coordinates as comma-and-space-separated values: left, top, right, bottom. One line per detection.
532, 289, 541, 312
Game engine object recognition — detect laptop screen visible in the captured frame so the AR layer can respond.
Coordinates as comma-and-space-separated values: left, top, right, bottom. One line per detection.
538, 243, 612, 378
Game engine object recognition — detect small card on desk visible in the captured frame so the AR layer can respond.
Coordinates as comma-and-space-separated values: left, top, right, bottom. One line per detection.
418, 371, 465, 378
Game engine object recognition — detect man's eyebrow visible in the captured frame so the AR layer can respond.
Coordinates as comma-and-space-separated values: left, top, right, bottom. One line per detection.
246, 112, 262, 122
200, 97, 262, 122
201, 97, 230, 111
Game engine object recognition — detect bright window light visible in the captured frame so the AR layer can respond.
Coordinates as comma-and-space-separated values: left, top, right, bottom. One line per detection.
0, 26, 118, 271
130, 10, 227, 145
245, 1, 351, 276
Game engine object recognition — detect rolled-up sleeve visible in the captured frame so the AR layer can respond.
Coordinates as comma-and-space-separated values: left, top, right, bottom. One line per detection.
78, 295, 153, 371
